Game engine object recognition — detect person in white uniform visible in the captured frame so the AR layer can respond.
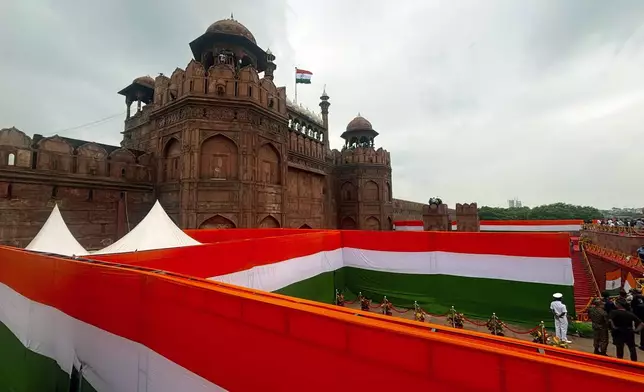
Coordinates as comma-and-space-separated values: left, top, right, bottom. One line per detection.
550, 293, 572, 343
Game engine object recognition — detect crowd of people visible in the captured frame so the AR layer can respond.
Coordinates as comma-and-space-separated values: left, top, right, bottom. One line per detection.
586, 289, 644, 361
586, 218, 644, 228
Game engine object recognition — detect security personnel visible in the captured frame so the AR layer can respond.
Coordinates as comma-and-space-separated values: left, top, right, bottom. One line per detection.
550, 293, 571, 343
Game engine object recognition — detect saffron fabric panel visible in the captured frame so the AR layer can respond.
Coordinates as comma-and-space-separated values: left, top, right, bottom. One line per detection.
1, 247, 643, 391
0, 281, 225, 392
92, 232, 342, 279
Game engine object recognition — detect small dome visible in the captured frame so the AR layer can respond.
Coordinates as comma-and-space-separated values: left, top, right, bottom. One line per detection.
346, 115, 373, 132
133, 76, 155, 88
206, 18, 257, 45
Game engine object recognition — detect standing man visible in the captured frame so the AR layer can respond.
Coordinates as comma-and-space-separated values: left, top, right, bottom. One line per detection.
630, 289, 644, 350
587, 298, 609, 355
609, 300, 642, 361
550, 293, 572, 344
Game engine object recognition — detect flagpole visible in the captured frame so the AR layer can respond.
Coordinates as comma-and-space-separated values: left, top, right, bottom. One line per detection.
294, 67, 298, 104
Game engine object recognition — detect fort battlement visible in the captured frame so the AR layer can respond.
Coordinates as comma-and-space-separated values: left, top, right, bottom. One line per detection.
455, 202, 480, 232
331, 147, 390, 166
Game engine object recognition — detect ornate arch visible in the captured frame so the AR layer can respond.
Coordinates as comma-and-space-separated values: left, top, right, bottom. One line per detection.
0, 127, 32, 148
108, 148, 136, 163
340, 182, 356, 202
77, 142, 108, 176
365, 216, 381, 231
163, 137, 181, 157
363, 180, 380, 202
259, 215, 280, 228
385, 182, 392, 202
340, 216, 357, 230
199, 215, 236, 229
163, 138, 181, 181
258, 142, 281, 185
200, 134, 238, 180
37, 135, 73, 154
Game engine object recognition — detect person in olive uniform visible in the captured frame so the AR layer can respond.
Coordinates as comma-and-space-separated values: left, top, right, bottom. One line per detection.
587, 298, 609, 355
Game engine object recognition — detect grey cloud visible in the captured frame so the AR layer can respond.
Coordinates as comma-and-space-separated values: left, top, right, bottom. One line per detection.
2, 0, 643, 208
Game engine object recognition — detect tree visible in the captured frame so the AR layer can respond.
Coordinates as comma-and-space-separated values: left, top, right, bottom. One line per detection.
478, 203, 602, 221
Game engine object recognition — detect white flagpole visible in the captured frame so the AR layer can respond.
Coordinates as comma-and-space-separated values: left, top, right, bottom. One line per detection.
294, 67, 298, 104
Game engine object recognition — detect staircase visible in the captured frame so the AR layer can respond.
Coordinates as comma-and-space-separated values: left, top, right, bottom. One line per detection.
572, 244, 600, 313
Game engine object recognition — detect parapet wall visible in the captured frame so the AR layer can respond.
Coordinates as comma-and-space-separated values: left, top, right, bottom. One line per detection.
1, 239, 641, 391
582, 230, 644, 256
455, 202, 480, 232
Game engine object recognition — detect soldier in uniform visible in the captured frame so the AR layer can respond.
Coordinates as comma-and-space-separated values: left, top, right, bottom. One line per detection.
587, 298, 609, 355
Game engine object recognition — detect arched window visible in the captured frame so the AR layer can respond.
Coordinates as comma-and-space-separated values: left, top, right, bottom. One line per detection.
7, 153, 15, 166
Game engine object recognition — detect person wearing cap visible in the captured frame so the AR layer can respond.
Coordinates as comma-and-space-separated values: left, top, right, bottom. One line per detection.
550, 293, 572, 344
587, 298, 609, 355
609, 299, 642, 361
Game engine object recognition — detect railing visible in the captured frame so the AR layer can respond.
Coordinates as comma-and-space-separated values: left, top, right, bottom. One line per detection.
583, 242, 644, 273
579, 242, 601, 297
582, 223, 644, 237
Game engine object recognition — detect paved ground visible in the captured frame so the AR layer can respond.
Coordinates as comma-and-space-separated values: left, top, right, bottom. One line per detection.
344, 302, 644, 363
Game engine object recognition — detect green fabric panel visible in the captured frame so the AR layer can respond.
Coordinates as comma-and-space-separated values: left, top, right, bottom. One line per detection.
341, 267, 575, 327
274, 271, 337, 304
0, 321, 97, 392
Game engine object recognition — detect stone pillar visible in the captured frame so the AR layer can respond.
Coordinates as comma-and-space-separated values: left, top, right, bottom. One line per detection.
455, 202, 480, 232
423, 203, 450, 231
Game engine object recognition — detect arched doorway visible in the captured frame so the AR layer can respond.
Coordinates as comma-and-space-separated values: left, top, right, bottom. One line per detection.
365, 216, 381, 231
299, 224, 312, 229
258, 143, 281, 184
200, 135, 238, 180
340, 216, 357, 230
363, 181, 379, 201
259, 215, 280, 228
199, 215, 236, 229
163, 138, 181, 181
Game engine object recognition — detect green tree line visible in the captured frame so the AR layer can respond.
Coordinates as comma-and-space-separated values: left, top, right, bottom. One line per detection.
478, 203, 602, 221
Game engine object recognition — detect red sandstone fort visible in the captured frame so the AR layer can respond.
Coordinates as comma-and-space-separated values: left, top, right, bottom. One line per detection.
0, 17, 436, 250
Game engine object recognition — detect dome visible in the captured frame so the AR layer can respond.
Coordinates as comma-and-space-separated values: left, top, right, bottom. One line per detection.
346, 115, 373, 132
206, 18, 257, 45
133, 76, 155, 88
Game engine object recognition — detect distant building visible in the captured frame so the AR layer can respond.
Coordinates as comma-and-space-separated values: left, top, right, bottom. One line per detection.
508, 198, 522, 208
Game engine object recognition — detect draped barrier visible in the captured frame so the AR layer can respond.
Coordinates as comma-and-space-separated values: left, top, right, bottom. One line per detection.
184, 228, 324, 244
451, 219, 583, 232
93, 230, 575, 325
1, 246, 643, 391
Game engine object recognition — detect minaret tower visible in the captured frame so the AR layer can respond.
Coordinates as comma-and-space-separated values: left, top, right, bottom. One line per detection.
333, 115, 393, 230
319, 86, 330, 151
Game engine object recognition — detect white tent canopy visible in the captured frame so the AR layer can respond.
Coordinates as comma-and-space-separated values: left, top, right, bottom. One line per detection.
93, 200, 201, 255
26, 204, 89, 257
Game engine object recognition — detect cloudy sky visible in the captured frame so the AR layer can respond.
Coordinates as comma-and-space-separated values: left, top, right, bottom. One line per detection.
1, 0, 643, 209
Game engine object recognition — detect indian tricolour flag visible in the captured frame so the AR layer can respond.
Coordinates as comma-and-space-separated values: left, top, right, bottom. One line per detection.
605, 269, 622, 295
295, 68, 312, 84
624, 272, 637, 292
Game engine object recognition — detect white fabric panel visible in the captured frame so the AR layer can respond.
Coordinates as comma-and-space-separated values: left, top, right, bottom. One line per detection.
26, 204, 89, 256
209, 249, 343, 291
341, 248, 573, 286
393, 226, 423, 231
480, 225, 581, 232
0, 282, 226, 392
94, 200, 202, 255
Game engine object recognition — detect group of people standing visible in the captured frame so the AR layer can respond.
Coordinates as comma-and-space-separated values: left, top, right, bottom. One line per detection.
587, 289, 644, 361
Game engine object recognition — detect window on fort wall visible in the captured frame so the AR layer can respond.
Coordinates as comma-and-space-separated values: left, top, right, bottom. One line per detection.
7, 153, 15, 166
